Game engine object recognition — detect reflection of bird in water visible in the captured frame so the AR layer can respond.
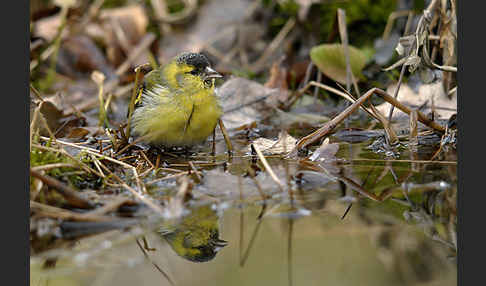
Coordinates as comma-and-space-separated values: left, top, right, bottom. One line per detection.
157, 204, 228, 262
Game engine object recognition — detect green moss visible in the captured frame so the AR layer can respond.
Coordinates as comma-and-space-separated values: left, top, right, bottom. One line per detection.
30, 146, 102, 190
31, 145, 70, 169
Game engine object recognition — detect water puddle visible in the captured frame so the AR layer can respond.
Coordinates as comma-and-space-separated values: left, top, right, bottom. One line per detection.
31, 139, 457, 286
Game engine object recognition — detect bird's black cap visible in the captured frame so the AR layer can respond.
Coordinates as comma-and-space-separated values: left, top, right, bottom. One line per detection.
176, 52, 210, 72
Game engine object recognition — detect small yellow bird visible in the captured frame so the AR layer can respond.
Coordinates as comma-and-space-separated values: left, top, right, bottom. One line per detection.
131, 52, 223, 147
157, 204, 228, 262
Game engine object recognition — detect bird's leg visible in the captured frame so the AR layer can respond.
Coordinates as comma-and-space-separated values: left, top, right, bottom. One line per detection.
211, 129, 216, 157
146, 145, 165, 161
142, 236, 156, 251
218, 119, 233, 156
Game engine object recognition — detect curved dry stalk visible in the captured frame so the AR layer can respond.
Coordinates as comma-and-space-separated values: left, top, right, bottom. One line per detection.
289, 87, 446, 156
251, 144, 284, 192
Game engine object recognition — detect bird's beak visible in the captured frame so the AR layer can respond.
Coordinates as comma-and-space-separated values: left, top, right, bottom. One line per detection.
204, 66, 222, 79
213, 239, 228, 252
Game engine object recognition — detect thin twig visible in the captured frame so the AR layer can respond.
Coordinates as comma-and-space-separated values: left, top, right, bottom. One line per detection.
30, 170, 94, 209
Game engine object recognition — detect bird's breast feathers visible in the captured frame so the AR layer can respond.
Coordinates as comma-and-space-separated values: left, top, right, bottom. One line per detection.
132, 84, 222, 146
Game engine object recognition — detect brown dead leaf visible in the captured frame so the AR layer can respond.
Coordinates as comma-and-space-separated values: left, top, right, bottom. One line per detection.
55, 116, 88, 138
65, 127, 90, 139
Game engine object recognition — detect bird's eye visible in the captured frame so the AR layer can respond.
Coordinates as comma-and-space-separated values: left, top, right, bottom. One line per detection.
189, 70, 198, 76
204, 79, 212, 88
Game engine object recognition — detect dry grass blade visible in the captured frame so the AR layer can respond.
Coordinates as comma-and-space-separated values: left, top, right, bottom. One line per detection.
251, 144, 284, 192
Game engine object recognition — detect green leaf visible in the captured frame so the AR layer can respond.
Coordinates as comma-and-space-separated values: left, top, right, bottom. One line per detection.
310, 43, 367, 84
